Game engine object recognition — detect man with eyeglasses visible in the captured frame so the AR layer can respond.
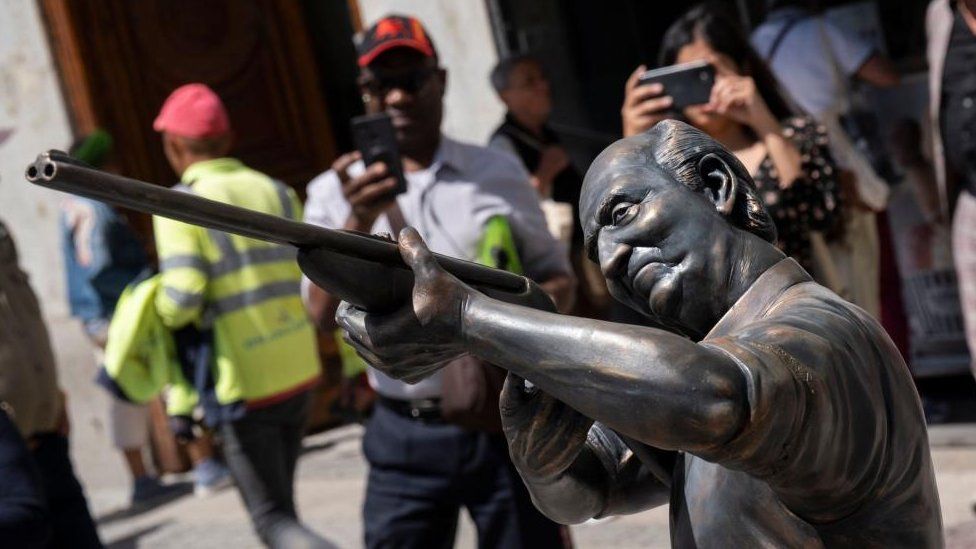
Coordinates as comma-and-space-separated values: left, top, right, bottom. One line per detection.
304, 14, 574, 549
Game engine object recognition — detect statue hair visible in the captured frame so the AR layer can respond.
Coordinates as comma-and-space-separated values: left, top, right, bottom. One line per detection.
649, 120, 777, 243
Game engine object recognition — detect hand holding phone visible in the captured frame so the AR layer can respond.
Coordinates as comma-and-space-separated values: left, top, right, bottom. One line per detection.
701, 57, 776, 133
621, 65, 675, 137
339, 113, 408, 228
351, 113, 407, 193
638, 60, 716, 110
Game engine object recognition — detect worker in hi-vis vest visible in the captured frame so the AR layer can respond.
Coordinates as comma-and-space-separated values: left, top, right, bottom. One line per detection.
152, 83, 328, 548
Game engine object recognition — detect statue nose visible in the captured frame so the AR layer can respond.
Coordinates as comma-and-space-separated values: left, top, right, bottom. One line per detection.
600, 238, 631, 279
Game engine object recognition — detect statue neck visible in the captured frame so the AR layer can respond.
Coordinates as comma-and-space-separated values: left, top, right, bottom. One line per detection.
719, 234, 786, 319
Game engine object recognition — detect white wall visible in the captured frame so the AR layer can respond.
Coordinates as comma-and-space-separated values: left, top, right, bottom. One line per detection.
0, 0, 74, 317
356, 0, 504, 145
0, 3, 121, 494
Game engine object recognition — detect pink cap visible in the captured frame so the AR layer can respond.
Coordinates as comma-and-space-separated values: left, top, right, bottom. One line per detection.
153, 83, 230, 139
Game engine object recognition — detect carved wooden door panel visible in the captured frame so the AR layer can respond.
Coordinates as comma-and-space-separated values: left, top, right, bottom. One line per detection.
39, 3, 345, 463
41, 0, 336, 192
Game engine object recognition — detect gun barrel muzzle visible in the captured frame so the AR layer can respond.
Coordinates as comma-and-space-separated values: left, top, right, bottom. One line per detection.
25, 150, 531, 300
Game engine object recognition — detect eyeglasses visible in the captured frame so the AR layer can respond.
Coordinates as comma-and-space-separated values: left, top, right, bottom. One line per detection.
359, 67, 437, 97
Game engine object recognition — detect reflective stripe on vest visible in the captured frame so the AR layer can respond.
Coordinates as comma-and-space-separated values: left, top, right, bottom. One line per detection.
166, 181, 300, 315
159, 254, 209, 273
160, 246, 297, 278
164, 285, 205, 309
272, 179, 294, 220
212, 279, 301, 316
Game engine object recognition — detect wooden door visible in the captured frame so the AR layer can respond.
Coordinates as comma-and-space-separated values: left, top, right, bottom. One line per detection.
39, 1, 346, 464
40, 0, 337, 192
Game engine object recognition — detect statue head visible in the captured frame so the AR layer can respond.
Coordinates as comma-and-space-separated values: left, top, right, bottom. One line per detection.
580, 119, 778, 337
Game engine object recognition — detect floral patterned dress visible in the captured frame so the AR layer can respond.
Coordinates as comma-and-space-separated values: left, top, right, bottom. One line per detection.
752, 116, 840, 272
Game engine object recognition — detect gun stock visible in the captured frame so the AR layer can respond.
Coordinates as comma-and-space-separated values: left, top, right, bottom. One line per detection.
25, 150, 555, 313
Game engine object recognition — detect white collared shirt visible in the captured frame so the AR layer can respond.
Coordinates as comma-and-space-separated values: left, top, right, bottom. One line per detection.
304, 135, 571, 399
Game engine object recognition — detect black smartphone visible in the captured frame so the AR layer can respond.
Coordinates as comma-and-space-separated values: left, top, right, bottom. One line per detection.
350, 113, 407, 197
637, 60, 716, 110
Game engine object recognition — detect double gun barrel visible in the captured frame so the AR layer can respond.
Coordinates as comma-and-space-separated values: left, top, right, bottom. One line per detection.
25, 150, 555, 314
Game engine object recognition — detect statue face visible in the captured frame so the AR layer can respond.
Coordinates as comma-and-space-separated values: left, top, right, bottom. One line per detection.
581, 139, 729, 336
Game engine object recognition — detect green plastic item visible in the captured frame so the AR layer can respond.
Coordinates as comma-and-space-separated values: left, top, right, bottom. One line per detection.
333, 215, 523, 377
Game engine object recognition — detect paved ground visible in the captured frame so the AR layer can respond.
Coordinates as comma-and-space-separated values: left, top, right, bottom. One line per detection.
47, 316, 976, 548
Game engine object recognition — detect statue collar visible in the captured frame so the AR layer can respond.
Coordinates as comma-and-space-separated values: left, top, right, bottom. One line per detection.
704, 258, 813, 341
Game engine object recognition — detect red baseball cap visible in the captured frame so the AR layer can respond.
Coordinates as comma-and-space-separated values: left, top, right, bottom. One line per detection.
357, 14, 436, 67
153, 83, 230, 139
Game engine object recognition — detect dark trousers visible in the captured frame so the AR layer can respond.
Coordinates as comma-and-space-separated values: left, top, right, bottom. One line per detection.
362, 402, 566, 549
220, 391, 332, 549
0, 408, 50, 548
32, 433, 103, 548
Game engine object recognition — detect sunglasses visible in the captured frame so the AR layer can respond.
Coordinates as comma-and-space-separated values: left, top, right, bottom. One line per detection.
360, 67, 437, 96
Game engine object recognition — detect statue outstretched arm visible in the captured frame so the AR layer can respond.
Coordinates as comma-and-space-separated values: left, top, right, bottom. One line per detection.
463, 291, 748, 453
339, 227, 750, 453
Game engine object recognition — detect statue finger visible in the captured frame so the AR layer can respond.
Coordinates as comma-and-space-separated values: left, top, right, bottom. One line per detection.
365, 305, 423, 348
385, 349, 459, 368
399, 363, 448, 384
341, 331, 385, 368
500, 373, 543, 416
335, 303, 371, 345
398, 226, 440, 279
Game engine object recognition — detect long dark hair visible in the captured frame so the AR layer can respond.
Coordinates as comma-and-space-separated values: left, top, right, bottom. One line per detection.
658, 2, 796, 122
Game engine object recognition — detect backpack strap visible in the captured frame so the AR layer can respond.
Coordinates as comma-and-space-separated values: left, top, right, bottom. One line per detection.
764, 16, 804, 64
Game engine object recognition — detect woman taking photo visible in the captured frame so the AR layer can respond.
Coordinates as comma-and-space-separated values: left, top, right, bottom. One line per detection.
622, 2, 839, 276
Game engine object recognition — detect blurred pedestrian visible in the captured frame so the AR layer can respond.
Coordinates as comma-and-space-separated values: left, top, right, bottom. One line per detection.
752, 0, 902, 317
489, 55, 578, 223
927, 2, 976, 495
60, 129, 183, 506
887, 118, 958, 377
752, 0, 900, 120
0, 178, 102, 547
928, 0, 976, 369
305, 14, 573, 549
152, 83, 330, 548
621, 2, 840, 278
890, 120, 942, 233
490, 54, 609, 317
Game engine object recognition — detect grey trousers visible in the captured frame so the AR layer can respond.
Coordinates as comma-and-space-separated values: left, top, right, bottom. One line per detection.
220, 391, 333, 549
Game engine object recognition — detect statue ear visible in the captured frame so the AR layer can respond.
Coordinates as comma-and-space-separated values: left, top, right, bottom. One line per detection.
697, 153, 738, 215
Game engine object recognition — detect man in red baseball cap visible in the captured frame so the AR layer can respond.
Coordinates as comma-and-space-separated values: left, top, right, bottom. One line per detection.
152, 84, 328, 547
153, 83, 234, 177
304, 14, 573, 549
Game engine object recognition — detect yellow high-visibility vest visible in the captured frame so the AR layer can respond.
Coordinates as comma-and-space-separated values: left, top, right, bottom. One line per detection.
154, 158, 320, 406
101, 274, 198, 416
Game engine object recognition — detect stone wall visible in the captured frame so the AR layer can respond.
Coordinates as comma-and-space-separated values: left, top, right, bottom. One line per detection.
0, 0, 74, 317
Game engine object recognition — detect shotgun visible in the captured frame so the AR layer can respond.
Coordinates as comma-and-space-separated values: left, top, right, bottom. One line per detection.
25, 150, 556, 314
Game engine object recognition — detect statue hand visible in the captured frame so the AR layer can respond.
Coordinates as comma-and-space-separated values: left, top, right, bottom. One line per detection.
500, 374, 594, 482
334, 227, 472, 383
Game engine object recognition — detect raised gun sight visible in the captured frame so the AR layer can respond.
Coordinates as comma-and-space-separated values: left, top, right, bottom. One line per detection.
25, 150, 555, 313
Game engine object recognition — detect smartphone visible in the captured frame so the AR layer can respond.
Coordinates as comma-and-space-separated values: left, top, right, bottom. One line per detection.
637, 60, 716, 110
350, 113, 407, 197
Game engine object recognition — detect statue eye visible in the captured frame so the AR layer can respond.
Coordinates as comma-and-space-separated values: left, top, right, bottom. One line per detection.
611, 202, 638, 226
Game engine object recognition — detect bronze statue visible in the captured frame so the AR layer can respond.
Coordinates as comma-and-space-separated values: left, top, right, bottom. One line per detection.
24, 120, 943, 546
336, 120, 943, 547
